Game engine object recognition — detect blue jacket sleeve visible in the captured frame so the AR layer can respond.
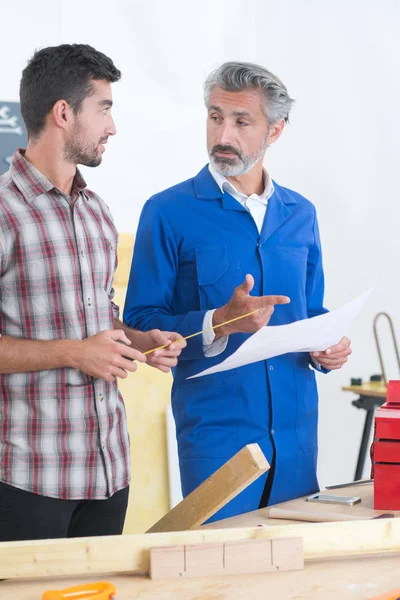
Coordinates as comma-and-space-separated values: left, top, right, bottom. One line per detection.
306, 207, 328, 320
307, 207, 330, 373
123, 199, 209, 360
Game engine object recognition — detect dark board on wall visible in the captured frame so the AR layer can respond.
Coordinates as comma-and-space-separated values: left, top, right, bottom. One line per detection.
0, 102, 28, 176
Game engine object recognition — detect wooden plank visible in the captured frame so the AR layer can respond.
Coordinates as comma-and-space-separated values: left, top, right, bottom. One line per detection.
146, 443, 270, 533
149, 545, 185, 579
150, 538, 303, 580
223, 539, 272, 575
1, 518, 400, 580
271, 537, 304, 571
2, 554, 400, 600
267, 507, 387, 522
224, 537, 303, 574
184, 542, 223, 576
203, 482, 400, 530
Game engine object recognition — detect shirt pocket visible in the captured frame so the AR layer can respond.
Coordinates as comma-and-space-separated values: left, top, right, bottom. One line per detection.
194, 245, 241, 309
266, 246, 308, 316
96, 236, 116, 292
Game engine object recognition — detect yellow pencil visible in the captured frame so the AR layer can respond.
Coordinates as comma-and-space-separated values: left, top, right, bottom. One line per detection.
144, 308, 260, 355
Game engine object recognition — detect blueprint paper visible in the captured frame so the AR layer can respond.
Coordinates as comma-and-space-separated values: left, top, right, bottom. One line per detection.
189, 288, 372, 379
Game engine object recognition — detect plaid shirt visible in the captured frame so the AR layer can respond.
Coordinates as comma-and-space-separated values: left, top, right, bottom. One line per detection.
0, 150, 130, 500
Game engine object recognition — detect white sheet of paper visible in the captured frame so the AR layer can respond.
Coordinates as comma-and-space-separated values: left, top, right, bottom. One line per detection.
189, 288, 372, 379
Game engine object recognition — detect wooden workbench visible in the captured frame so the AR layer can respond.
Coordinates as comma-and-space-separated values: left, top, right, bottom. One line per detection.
342, 383, 387, 399
1, 556, 399, 600
203, 480, 396, 528
1, 483, 400, 600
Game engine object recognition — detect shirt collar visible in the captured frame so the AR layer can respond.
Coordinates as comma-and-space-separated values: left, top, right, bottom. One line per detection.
208, 163, 274, 204
10, 149, 87, 202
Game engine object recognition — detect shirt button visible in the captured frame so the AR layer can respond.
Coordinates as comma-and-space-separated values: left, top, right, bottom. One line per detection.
269, 365, 274, 371
87, 298, 92, 306
99, 394, 104, 402
271, 429, 275, 435
81, 250, 84, 256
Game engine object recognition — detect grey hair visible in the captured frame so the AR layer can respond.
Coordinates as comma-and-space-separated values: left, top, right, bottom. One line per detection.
204, 61, 294, 124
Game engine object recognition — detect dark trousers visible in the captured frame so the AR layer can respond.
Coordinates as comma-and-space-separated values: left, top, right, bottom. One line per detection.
259, 452, 276, 508
0, 481, 129, 542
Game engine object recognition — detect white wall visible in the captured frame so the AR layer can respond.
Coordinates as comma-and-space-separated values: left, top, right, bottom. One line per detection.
2, 0, 400, 487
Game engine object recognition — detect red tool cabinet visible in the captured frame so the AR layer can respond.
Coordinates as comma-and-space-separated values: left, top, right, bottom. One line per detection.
373, 380, 400, 509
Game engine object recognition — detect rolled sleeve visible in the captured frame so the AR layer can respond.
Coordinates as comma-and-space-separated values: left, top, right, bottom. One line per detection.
203, 309, 228, 357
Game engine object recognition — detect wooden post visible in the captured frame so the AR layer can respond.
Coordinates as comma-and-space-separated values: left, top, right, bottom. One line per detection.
146, 443, 270, 533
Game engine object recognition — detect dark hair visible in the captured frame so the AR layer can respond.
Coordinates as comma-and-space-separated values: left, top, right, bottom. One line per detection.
20, 44, 121, 138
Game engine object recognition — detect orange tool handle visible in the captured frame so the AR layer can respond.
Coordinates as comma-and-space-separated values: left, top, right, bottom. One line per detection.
369, 588, 400, 600
42, 581, 116, 600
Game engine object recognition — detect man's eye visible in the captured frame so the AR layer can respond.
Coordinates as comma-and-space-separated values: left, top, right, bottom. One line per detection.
238, 121, 249, 126
211, 115, 221, 123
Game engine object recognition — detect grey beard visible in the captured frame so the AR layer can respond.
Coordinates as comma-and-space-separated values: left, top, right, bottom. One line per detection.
209, 153, 260, 176
208, 135, 269, 177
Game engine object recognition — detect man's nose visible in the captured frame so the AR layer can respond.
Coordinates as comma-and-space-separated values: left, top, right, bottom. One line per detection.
217, 123, 235, 146
106, 117, 117, 136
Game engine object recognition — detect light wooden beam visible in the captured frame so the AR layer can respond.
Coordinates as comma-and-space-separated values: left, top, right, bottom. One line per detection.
1, 518, 400, 580
146, 443, 270, 533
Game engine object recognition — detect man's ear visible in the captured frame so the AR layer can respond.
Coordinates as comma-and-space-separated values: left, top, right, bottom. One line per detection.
267, 119, 285, 145
51, 99, 72, 131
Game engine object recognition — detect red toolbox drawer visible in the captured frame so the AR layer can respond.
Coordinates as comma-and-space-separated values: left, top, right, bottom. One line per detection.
374, 463, 400, 510
374, 440, 400, 463
375, 411, 400, 440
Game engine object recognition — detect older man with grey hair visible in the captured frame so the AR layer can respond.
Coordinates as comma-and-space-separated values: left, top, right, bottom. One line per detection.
124, 62, 352, 521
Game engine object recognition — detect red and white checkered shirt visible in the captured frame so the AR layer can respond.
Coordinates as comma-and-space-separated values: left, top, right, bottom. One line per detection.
0, 150, 130, 499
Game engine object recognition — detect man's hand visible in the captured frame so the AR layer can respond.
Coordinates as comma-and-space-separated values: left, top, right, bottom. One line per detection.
69, 329, 147, 382
212, 274, 290, 338
125, 329, 186, 373
310, 336, 352, 370
139, 330, 187, 373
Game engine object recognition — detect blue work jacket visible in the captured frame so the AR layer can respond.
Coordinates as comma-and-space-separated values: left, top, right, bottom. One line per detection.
124, 165, 327, 520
